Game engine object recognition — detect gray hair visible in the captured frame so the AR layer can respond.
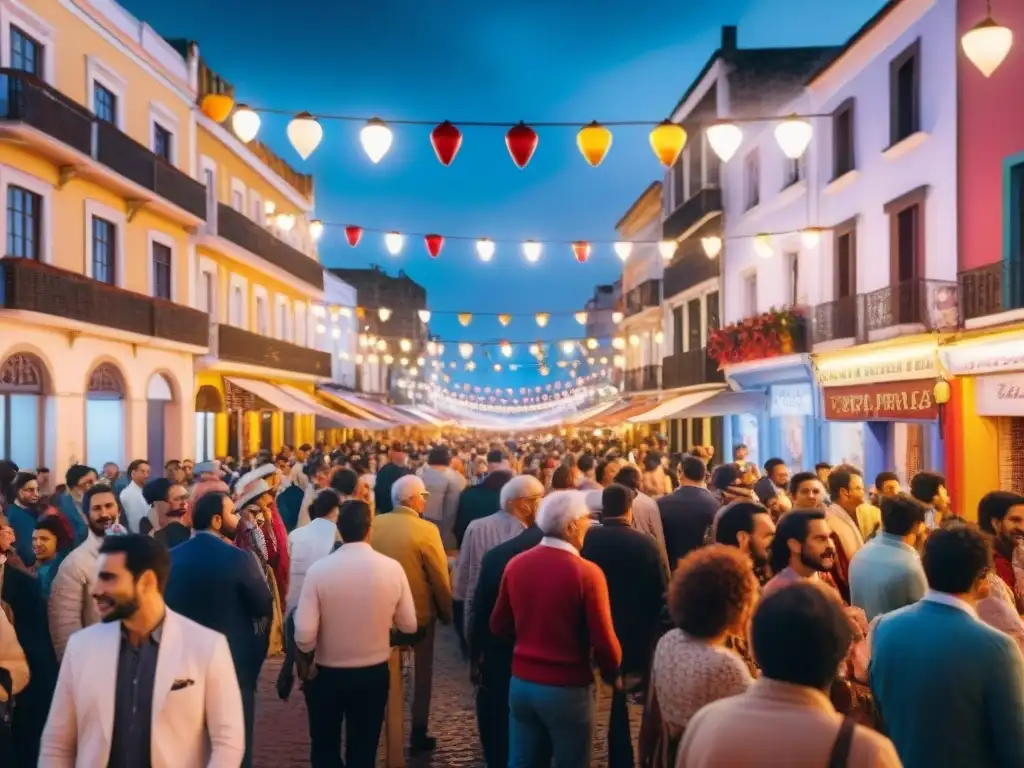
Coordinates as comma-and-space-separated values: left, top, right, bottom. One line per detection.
536, 491, 590, 537
500, 474, 545, 511
391, 474, 426, 508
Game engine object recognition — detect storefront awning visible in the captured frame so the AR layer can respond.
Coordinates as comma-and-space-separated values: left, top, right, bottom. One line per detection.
225, 377, 314, 414
563, 399, 620, 426
318, 389, 420, 427
580, 396, 660, 428
631, 388, 768, 423
395, 405, 450, 427
275, 384, 389, 431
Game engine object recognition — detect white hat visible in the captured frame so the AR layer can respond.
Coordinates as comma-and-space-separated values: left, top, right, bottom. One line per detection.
237, 463, 277, 491
236, 478, 271, 510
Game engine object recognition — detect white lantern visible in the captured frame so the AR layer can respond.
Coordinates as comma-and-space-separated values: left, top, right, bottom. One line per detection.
378, 307, 392, 322
417, 309, 431, 323
231, 105, 260, 143
701, 236, 723, 259
522, 240, 542, 263
360, 117, 393, 163
801, 227, 822, 248
275, 213, 295, 232
612, 337, 626, 350
331, 327, 341, 339
754, 234, 774, 259
287, 112, 323, 160
629, 334, 640, 347
459, 343, 473, 359
529, 344, 540, 356
309, 219, 324, 242
962, 14, 1013, 78
654, 330, 664, 344
384, 232, 404, 255
575, 312, 588, 325
493, 364, 502, 372
315, 323, 326, 334
501, 342, 513, 357
476, 238, 496, 263
399, 339, 412, 353
658, 240, 678, 261
706, 122, 744, 162
774, 116, 813, 160
613, 241, 632, 262
612, 311, 624, 324
561, 341, 575, 355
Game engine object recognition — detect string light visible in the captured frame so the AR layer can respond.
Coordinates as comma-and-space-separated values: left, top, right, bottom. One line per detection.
384, 232, 404, 255
701, 236, 723, 259
613, 242, 632, 262
962, 1, 1013, 77
360, 117, 393, 163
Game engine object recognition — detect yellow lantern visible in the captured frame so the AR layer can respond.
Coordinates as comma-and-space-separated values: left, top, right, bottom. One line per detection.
576, 121, 612, 167
649, 120, 687, 168
201, 92, 234, 123
535, 312, 550, 328
458, 313, 473, 327
575, 311, 588, 325
498, 313, 512, 327
933, 379, 951, 405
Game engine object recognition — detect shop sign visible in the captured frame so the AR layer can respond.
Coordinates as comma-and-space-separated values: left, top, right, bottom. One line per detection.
976, 374, 1024, 416
770, 383, 813, 417
823, 380, 938, 422
816, 350, 938, 387
942, 339, 1024, 376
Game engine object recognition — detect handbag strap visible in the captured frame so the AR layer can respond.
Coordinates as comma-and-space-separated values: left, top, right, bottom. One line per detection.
827, 717, 856, 768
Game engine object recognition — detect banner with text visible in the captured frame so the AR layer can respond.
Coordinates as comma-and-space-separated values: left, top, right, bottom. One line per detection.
975, 374, 1024, 417
823, 380, 939, 422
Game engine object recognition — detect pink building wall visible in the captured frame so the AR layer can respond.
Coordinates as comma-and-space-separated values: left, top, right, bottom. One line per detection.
958, 0, 1024, 270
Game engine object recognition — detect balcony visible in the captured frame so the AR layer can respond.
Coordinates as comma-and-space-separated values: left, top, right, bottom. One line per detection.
624, 279, 661, 318
958, 259, 1024, 323
812, 295, 859, 344
0, 256, 209, 347
624, 365, 661, 393
215, 204, 324, 290
862, 279, 959, 334
0, 70, 206, 225
662, 187, 722, 242
662, 347, 725, 389
216, 323, 332, 378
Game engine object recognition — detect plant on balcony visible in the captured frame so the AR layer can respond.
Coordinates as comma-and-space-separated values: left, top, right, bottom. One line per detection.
707, 306, 807, 367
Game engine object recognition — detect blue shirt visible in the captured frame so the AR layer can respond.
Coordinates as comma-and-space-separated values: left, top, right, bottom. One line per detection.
5, 502, 38, 566
849, 532, 926, 621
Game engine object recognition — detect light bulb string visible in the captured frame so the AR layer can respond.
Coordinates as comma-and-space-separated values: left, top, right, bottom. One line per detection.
359, 333, 622, 346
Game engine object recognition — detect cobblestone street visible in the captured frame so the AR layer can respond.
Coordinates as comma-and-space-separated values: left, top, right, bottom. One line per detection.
252, 625, 640, 767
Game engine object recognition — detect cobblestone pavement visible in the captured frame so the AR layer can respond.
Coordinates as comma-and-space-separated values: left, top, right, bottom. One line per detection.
253, 625, 641, 767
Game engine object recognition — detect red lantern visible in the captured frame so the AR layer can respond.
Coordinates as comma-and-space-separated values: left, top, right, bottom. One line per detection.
430, 121, 462, 166
506, 122, 538, 169
344, 225, 362, 247
424, 233, 444, 258
572, 241, 591, 263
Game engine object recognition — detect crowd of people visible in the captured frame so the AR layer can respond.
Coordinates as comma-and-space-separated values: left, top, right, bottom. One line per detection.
1, 433, 1023, 767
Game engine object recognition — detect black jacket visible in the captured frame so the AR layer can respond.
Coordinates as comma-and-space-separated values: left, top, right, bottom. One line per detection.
276, 484, 304, 532
164, 533, 274, 690
582, 519, 667, 675
657, 485, 720, 570
454, 473, 509, 547
153, 521, 191, 549
374, 462, 413, 514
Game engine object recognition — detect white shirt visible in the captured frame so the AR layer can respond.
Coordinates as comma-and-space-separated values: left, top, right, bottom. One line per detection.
286, 517, 339, 615
119, 482, 149, 533
540, 536, 580, 556
294, 541, 417, 668
922, 589, 979, 619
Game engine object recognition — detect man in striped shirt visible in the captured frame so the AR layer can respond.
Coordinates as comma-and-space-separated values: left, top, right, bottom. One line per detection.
453, 474, 544, 638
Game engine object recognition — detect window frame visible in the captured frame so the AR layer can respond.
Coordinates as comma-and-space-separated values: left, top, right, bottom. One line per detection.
275, 294, 291, 340
0, 164, 51, 263
744, 150, 760, 211
889, 38, 921, 148
90, 217, 117, 286
253, 286, 270, 336
1, 2, 56, 85
832, 97, 856, 180
832, 216, 859, 301
228, 273, 249, 330
87, 56, 127, 131
884, 185, 928, 286
5, 183, 41, 260
83, 199, 126, 287
148, 230, 176, 301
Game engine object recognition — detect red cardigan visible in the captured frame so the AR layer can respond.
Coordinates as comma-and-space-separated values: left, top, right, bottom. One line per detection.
490, 542, 621, 687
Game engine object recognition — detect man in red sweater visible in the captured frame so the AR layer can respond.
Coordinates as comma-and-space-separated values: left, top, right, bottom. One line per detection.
490, 490, 621, 768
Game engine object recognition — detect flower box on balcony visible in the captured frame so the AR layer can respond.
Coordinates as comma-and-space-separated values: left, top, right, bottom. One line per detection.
708, 307, 808, 368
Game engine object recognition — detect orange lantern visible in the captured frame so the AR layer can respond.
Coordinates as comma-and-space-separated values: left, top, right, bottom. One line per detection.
498, 314, 512, 327
458, 313, 473, 327
201, 92, 234, 123
576, 121, 612, 167
649, 120, 687, 167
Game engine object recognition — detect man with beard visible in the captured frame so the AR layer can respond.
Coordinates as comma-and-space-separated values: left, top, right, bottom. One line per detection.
762, 510, 838, 599
163, 492, 273, 768
144, 479, 191, 549
39, 534, 244, 767
715, 501, 776, 585
790, 472, 828, 510
978, 491, 1024, 603
6, 471, 42, 565
48, 484, 119, 660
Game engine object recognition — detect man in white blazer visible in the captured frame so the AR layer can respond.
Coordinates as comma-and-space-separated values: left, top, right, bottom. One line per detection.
40, 534, 244, 768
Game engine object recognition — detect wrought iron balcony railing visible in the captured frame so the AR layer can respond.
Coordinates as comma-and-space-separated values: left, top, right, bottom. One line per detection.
624, 365, 662, 393
958, 259, 1024, 322
216, 323, 332, 378
216, 204, 324, 290
662, 347, 725, 389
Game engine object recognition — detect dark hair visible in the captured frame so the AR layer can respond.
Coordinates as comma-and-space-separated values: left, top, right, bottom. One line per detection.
763, 458, 786, 476
922, 524, 992, 594
65, 464, 97, 488
875, 471, 900, 491
768, 510, 826, 575
82, 483, 117, 514
577, 454, 595, 474
427, 446, 451, 466
815, 462, 832, 473
36, 467, 50, 474
669, 545, 759, 638
789, 471, 820, 497
299, 443, 312, 452
142, 478, 172, 506
12, 471, 37, 495
191, 491, 231, 531
826, 466, 861, 501
35, 514, 73, 552
733, 443, 747, 456
330, 468, 360, 496
715, 501, 770, 547
99, 533, 172, 592
977, 491, 1024, 535
642, 451, 663, 472
164, 459, 181, 471
613, 465, 641, 491
601, 484, 633, 519
127, 459, 149, 475
551, 465, 574, 490
881, 492, 928, 536
486, 449, 504, 465
752, 583, 853, 689
310, 489, 341, 520
338, 499, 372, 542
910, 472, 946, 505
680, 455, 707, 483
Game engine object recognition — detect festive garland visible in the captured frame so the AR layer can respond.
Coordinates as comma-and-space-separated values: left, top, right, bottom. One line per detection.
707, 307, 807, 367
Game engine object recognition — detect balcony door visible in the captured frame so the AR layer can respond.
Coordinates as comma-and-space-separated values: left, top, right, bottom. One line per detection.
885, 187, 927, 325
687, 299, 701, 352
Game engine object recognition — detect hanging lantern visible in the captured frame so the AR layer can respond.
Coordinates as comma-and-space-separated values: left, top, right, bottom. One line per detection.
458, 313, 473, 327
522, 241, 542, 263
315, 323, 326, 334
430, 121, 462, 166
408, 367, 418, 376
529, 344, 541, 356
476, 238, 496, 263
500, 342, 513, 357
399, 357, 409, 367
418, 309, 431, 323
344, 225, 363, 247
498, 313, 512, 327
231, 104, 260, 143
658, 240, 678, 261
417, 356, 425, 367
540, 366, 550, 377
774, 116, 813, 159
427, 341, 438, 356
493, 363, 503, 373
535, 312, 550, 328
355, 306, 366, 320
701, 235, 723, 259
287, 112, 323, 160
801, 227, 823, 248
654, 330, 664, 344
201, 92, 234, 123
505, 122, 538, 168
311, 305, 327, 318
614, 355, 626, 368
706, 122, 744, 162
383, 354, 394, 364
309, 219, 324, 242
613, 241, 632, 262
962, 7, 1013, 78
576, 121, 612, 167
424, 233, 444, 258
360, 117, 393, 163
399, 339, 412, 353
561, 341, 576, 355
572, 241, 591, 263
378, 307, 392, 322
754, 233, 774, 259
459, 343, 473, 359
587, 338, 598, 350
575, 312, 588, 325
384, 232, 404, 255
612, 311, 624, 324
612, 337, 626, 350
629, 334, 640, 347
275, 213, 295, 232
649, 120, 687, 167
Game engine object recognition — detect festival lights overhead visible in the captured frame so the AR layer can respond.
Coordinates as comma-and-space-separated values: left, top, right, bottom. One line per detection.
286, 112, 323, 160
658, 240, 678, 261
705, 122, 744, 162
613, 242, 632, 262
962, 1, 1013, 77
360, 117, 393, 163
701, 236, 723, 259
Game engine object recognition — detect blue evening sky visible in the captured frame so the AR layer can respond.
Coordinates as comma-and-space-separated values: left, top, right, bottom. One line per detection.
124, 0, 881, 392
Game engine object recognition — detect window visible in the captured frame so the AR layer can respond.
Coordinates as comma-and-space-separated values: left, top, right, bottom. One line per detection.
232, 189, 244, 212
153, 123, 173, 162
91, 217, 116, 284
689, 141, 704, 193
10, 25, 43, 77
686, 298, 701, 351
151, 241, 172, 300
277, 301, 289, 340
671, 156, 684, 210
744, 151, 760, 211
786, 252, 800, 306
255, 295, 269, 335
230, 286, 243, 327
835, 227, 857, 299
743, 272, 758, 317
6, 185, 41, 259
672, 306, 684, 356
885, 186, 927, 289
890, 40, 920, 145
895, 206, 920, 282
706, 291, 720, 332
94, 82, 117, 124
783, 155, 805, 188
833, 99, 855, 178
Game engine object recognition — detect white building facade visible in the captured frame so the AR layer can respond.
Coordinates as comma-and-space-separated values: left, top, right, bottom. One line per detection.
317, 271, 359, 389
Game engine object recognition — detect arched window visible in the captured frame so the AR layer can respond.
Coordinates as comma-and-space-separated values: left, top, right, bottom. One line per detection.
85, 362, 126, 468
147, 374, 174, 471
0, 353, 46, 468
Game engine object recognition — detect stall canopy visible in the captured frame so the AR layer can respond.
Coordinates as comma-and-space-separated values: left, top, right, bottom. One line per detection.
629, 388, 768, 424
316, 389, 397, 431
395, 405, 450, 427
578, 395, 660, 428
562, 399, 619, 427
275, 384, 388, 431
318, 389, 422, 427
225, 377, 314, 414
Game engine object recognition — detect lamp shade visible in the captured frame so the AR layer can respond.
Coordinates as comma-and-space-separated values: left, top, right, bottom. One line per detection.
309, 219, 324, 242
575, 312, 588, 325
378, 307, 392, 322
360, 117, 393, 163
459, 343, 473, 359
754, 234, 774, 259
498, 313, 512, 326
384, 232, 404, 255
649, 120, 687, 167
476, 238, 496, 262
231, 104, 260, 143
344, 225, 363, 247
275, 213, 295, 232
801, 227, 822, 248
701, 235, 723, 259
962, 16, 1013, 78
522, 241, 542, 263
613, 241, 632, 262
201, 93, 234, 123
774, 116, 813, 159
430, 121, 462, 166
287, 112, 322, 160
535, 312, 550, 328
506, 122, 538, 168
706, 122, 743, 162
458, 313, 473, 327
658, 240, 678, 261
576, 121, 612, 167
418, 309, 431, 323
424, 233, 444, 258
500, 342, 513, 357
572, 241, 591, 263
612, 311, 624, 324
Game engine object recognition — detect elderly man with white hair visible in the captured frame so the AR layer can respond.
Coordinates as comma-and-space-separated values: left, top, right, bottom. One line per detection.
371, 473, 452, 756
454, 473, 545, 637
490, 491, 622, 768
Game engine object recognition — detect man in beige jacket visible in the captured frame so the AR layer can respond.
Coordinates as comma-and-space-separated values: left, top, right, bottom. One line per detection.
676, 583, 901, 768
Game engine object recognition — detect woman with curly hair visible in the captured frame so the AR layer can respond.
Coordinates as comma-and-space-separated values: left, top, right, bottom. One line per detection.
641, 545, 759, 766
